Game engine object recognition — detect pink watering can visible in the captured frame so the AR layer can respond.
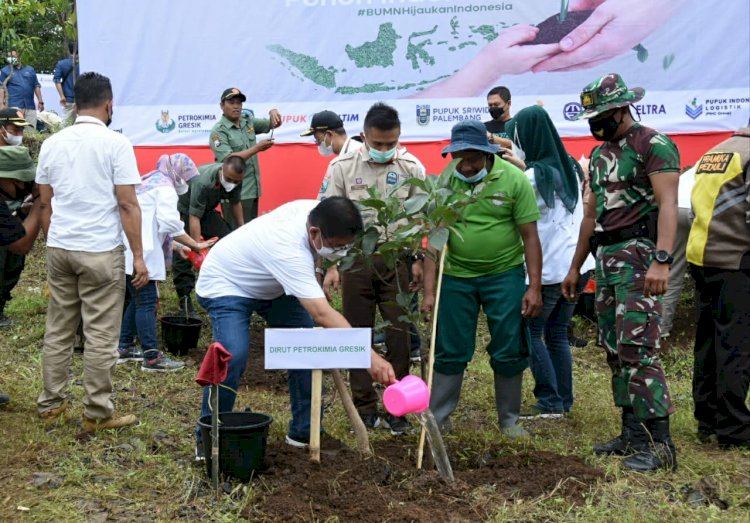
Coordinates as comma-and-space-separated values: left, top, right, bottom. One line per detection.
383, 375, 430, 417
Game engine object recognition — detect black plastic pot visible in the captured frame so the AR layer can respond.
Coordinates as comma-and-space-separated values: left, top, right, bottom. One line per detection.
159, 315, 202, 356
198, 411, 273, 482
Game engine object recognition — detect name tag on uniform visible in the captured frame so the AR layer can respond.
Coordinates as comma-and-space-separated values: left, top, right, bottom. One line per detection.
350, 184, 368, 191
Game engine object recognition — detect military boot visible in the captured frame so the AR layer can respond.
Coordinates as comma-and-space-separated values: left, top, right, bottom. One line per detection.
623, 416, 678, 472
429, 371, 463, 433
593, 407, 639, 456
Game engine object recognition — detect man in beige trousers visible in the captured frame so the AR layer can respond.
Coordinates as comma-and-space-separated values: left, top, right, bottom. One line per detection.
35, 72, 148, 432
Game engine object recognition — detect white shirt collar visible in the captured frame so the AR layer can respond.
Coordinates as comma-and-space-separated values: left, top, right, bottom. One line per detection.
74, 115, 107, 127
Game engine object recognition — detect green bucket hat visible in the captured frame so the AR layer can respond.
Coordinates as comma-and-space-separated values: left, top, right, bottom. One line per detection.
0, 145, 36, 182
573, 73, 645, 120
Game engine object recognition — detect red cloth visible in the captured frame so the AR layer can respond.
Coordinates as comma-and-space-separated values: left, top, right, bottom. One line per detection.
195, 342, 232, 386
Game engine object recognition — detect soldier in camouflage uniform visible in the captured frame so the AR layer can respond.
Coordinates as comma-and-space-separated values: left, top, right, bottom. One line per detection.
562, 74, 680, 472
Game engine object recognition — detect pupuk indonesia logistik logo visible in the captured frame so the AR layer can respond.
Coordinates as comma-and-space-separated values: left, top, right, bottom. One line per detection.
155, 110, 176, 133
416, 104, 430, 126
685, 98, 703, 120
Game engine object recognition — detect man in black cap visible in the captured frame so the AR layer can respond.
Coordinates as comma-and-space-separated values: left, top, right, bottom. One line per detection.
209, 87, 282, 225
0, 108, 38, 329
301, 110, 362, 158
0, 141, 42, 406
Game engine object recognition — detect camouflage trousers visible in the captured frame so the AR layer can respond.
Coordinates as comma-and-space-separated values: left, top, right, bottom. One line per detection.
595, 238, 675, 420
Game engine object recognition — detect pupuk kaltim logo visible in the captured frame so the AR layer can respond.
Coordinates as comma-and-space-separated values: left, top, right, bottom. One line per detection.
416, 104, 430, 126
685, 98, 703, 120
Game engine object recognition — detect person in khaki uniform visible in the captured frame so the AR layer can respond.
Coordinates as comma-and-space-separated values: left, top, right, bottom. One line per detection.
209, 87, 281, 225
319, 103, 426, 435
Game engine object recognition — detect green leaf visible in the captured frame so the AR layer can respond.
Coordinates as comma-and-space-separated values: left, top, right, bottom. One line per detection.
428, 227, 450, 250
361, 228, 380, 255
372, 320, 392, 334
394, 223, 423, 240
662, 53, 675, 70
357, 198, 386, 210
633, 44, 648, 63
403, 193, 429, 215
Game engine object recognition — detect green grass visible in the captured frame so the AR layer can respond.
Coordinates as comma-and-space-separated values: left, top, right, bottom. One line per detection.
0, 240, 748, 522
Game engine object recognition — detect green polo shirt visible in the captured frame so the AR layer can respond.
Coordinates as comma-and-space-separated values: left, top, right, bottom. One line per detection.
445, 157, 540, 278
177, 163, 242, 218
209, 114, 271, 200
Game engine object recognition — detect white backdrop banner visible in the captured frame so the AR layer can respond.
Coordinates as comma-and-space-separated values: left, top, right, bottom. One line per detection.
77, 0, 750, 145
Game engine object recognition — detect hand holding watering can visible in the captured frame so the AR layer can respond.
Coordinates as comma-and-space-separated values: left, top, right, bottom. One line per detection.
183, 236, 219, 270
383, 375, 430, 417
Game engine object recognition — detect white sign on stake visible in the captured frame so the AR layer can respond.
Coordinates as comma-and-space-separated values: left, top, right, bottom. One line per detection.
264, 328, 371, 370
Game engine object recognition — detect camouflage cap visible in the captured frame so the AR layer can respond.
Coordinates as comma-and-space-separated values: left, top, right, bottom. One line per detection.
573, 73, 645, 120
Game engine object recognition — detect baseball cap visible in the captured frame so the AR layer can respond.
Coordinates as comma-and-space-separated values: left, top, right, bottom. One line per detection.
220, 88, 247, 103
300, 110, 344, 136
441, 120, 500, 157
0, 107, 32, 127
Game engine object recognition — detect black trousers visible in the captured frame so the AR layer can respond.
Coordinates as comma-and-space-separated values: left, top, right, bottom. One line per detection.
690, 263, 750, 446
172, 210, 232, 299
0, 246, 25, 307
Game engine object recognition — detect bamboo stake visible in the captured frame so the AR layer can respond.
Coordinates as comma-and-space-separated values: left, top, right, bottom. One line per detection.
416, 246, 447, 470
309, 369, 323, 462
331, 369, 371, 455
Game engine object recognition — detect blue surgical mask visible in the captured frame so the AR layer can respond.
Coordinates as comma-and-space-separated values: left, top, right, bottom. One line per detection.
367, 144, 397, 163
453, 168, 488, 184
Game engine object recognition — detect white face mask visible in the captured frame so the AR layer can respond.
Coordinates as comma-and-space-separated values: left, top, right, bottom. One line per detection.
512, 142, 526, 162
313, 231, 351, 261
174, 177, 189, 195
6, 56, 17, 65
318, 136, 334, 157
219, 170, 238, 192
2, 130, 22, 146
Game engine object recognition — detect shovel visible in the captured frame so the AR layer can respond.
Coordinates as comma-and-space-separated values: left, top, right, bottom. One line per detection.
195, 342, 233, 496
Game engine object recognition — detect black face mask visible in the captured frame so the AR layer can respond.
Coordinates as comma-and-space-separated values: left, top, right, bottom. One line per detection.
589, 111, 623, 141
489, 107, 505, 120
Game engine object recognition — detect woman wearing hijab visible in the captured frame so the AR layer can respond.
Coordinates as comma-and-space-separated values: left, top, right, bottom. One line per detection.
118, 154, 215, 372
504, 105, 595, 417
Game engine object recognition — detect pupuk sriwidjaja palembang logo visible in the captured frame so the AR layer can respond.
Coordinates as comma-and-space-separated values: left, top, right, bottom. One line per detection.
685, 98, 703, 120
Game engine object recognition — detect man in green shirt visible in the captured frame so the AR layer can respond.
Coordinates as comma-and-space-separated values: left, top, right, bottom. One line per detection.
173, 155, 245, 315
423, 119, 542, 438
209, 87, 281, 225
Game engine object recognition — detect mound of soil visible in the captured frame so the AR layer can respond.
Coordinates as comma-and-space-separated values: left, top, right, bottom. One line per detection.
522, 10, 594, 45
244, 440, 604, 522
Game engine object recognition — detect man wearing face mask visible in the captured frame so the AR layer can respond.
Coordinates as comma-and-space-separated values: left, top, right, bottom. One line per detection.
302, 110, 363, 160
422, 119, 543, 438
0, 109, 36, 328
483, 86, 513, 149
0, 144, 42, 406
192, 197, 395, 457
36, 72, 147, 433
172, 155, 245, 317
561, 73, 680, 472
0, 50, 44, 129
209, 88, 281, 226
318, 102, 426, 435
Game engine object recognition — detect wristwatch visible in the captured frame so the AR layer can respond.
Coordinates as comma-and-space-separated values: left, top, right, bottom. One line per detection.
654, 250, 674, 265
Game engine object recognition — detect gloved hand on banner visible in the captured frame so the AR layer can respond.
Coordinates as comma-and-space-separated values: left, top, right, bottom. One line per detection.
532, 0, 683, 72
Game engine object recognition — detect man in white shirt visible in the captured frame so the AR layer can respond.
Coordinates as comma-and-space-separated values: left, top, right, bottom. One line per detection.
194, 197, 395, 457
35, 72, 148, 432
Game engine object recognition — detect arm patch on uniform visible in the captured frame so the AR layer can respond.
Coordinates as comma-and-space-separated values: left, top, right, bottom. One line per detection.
696, 152, 733, 174
210, 132, 221, 148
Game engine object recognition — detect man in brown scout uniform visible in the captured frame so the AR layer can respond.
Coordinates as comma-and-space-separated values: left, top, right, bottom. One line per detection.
209, 87, 281, 224
687, 125, 750, 449
318, 102, 426, 435
562, 73, 680, 472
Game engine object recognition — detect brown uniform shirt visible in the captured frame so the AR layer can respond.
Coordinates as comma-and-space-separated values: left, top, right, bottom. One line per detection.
318, 146, 426, 237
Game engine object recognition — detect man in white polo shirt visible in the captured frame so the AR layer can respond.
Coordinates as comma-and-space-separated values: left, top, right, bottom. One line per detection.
35, 72, 148, 432
194, 196, 395, 457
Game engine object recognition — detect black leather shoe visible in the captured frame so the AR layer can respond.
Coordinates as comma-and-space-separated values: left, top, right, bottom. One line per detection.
0, 393, 10, 407
623, 417, 677, 472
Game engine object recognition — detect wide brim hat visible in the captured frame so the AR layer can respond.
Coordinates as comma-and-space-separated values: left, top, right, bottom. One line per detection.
0, 146, 36, 181
573, 73, 645, 120
441, 119, 500, 157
